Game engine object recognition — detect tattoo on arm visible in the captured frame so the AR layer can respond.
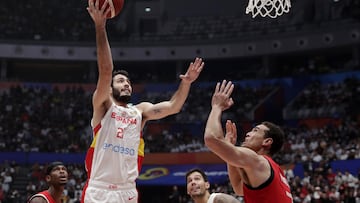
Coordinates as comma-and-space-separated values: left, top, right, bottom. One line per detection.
215, 199, 226, 203
153, 108, 161, 114
214, 195, 237, 203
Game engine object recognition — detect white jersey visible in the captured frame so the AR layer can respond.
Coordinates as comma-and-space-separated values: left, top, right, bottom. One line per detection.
208, 193, 220, 203
85, 103, 143, 185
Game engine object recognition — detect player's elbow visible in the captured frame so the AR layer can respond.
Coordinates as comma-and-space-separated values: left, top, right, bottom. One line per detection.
172, 107, 182, 114
167, 102, 182, 115
204, 132, 218, 149
233, 188, 244, 196
166, 108, 181, 117
231, 182, 244, 196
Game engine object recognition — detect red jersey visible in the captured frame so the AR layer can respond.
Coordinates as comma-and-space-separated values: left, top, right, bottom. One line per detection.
28, 190, 56, 203
243, 155, 293, 203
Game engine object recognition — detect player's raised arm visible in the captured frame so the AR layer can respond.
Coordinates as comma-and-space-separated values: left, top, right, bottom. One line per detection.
224, 120, 244, 196
87, 0, 114, 126
137, 57, 204, 123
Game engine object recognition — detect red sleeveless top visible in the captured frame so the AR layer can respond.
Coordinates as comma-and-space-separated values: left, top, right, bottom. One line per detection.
243, 155, 293, 203
28, 190, 56, 203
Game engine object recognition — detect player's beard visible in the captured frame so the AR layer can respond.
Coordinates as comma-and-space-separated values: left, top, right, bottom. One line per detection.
112, 88, 131, 103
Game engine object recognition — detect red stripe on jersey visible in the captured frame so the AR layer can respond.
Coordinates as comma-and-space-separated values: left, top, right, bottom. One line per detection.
81, 123, 101, 203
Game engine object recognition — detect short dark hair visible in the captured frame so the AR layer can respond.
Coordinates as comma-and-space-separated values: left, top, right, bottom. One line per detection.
111, 69, 130, 87
262, 121, 285, 156
46, 161, 65, 175
112, 69, 129, 78
185, 168, 208, 183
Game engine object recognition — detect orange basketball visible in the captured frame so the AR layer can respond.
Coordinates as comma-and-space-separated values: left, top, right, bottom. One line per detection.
99, 0, 124, 19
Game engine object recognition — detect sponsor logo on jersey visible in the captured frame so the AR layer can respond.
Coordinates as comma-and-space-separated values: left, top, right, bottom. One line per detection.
103, 142, 136, 156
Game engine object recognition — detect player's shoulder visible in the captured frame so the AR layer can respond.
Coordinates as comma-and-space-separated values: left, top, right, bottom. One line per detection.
28, 195, 48, 203
134, 101, 153, 110
210, 193, 240, 203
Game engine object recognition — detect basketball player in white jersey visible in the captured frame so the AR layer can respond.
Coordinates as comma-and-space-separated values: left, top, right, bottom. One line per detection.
83, 0, 204, 202
186, 168, 240, 203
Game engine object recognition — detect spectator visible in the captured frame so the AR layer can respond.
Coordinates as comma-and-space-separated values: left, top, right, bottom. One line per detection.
28, 162, 68, 203
186, 168, 240, 203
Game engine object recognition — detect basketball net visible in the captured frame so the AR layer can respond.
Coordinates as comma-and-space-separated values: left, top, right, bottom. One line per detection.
246, 0, 291, 18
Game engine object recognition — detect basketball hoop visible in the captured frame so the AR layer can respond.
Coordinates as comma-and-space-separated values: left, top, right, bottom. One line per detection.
246, 0, 291, 18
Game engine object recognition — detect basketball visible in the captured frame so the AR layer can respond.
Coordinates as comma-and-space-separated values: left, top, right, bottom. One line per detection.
99, 0, 124, 19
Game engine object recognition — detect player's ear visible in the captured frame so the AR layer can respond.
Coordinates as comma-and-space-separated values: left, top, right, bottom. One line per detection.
45, 174, 51, 182
205, 181, 210, 190
263, 138, 273, 146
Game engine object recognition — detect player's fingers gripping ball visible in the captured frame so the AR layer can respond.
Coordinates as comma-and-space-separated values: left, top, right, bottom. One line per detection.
99, 0, 125, 18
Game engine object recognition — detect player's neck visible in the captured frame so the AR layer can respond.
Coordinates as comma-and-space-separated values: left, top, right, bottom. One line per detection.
47, 187, 65, 202
114, 100, 128, 107
257, 148, 270, 156
193, 192, 210, 203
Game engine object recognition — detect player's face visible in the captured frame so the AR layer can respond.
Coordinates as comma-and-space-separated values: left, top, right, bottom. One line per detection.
241, 124, 270, 151
49, 165, 68, 186
186, 172, 209, 198
112, 74, 132, 103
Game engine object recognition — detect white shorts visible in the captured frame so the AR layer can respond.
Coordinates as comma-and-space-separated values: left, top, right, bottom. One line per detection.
83, 180, 138, 203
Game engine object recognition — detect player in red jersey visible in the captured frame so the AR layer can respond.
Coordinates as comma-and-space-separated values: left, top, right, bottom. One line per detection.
204, 80, 293, 203
28, 162, 68, 203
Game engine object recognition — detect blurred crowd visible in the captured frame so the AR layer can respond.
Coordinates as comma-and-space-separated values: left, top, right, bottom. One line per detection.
0, 0, 359, 202
0, 85, 92, 153
0, 71, 359, 202
0, 156, 359, 202
0, 0, 359, 43
0, 161, 85, 203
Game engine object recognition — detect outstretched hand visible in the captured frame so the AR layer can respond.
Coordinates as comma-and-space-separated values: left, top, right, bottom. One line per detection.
87, 0, 110, 26
211, 80, 234, 111
179, 57, 204, 83
225, 120, 237, 145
